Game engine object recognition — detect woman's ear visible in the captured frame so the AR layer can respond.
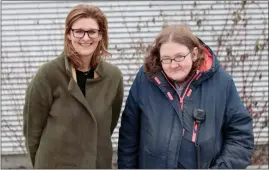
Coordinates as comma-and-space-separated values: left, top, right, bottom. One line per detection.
67, 33, 71, 40
192, 47, 199, 61
97, 33, 102, 41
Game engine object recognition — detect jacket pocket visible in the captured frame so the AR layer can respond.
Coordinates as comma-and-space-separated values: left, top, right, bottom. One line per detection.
208, 156, 218, 168
142, 148, 166, 168
199, 136, 216, 165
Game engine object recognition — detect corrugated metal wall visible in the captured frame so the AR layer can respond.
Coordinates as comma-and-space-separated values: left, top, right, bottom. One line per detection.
1, 1, 268, 155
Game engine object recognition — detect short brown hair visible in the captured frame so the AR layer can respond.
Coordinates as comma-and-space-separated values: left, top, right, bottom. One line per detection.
64, 4, 111, 69
144, 24, 206, 75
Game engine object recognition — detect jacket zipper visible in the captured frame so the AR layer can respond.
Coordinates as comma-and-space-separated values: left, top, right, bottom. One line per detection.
193, 121, 202, 168
179, 72, 200, 109
161, 71, 202, 168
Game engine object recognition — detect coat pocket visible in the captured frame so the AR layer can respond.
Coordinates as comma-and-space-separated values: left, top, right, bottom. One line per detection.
141, 148, 166, 168
199, 136, 215, 160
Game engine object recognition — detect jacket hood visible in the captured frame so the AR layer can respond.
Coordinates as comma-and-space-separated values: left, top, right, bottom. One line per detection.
193, 38, 220, 86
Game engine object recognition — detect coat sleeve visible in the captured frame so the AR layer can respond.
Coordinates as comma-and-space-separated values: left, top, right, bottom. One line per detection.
111, 73, 124, 134
117, 67, 143, 169
23, 66, 53, 167
210, 79, 254, 169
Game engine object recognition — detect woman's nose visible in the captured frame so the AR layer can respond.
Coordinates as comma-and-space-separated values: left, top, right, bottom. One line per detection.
170, 60, 179, 68
82, 33, 91, 41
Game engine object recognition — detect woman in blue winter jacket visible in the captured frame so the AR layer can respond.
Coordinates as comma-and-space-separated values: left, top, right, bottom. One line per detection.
117, 24, 254, 169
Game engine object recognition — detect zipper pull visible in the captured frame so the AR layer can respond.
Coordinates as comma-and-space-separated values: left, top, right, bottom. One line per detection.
180, 97, 183, 109
192, 121, 198, 143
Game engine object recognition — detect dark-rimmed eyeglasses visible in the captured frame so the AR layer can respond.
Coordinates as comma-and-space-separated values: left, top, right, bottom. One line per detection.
160, 51, 191, 64
71, 29, 100, 39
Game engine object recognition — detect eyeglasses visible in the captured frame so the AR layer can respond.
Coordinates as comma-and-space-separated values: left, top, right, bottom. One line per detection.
71, 29, 100, 39
160, 51, 191, 64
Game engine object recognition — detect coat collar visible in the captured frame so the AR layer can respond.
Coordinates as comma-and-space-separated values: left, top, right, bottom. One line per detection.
63, 51, 106, 82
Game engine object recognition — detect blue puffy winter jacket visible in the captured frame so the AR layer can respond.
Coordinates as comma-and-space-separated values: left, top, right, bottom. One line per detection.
118, 43, 254, 169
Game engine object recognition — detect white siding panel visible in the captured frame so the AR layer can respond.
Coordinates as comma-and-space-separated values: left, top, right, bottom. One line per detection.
1, 1, 268, 155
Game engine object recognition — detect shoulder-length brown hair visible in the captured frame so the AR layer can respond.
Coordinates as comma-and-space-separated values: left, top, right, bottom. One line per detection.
64, 4, 111, 69
144, 24, 206, 75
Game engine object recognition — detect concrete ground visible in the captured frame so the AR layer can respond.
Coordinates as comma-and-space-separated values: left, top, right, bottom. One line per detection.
1, 151, 268, 169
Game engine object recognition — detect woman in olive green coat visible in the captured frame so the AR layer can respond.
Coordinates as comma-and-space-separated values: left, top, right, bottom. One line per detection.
23, 4, 123, 169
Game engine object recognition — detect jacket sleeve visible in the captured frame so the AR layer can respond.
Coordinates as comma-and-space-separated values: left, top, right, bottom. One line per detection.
210, 79, 254, 169
111, 73, 124, 134
117, 67, 142, 169
23, 67, 53, 167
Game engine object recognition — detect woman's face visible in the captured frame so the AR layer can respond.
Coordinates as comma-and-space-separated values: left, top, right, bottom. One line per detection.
67, 17, 102, 58
160, 42, 197, 83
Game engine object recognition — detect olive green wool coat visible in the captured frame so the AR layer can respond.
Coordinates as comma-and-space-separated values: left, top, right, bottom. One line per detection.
23, 53, 123, 168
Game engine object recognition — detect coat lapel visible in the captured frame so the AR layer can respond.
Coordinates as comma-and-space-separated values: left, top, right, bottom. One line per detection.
67, 78, 96, 122
64, 53, 97, 123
